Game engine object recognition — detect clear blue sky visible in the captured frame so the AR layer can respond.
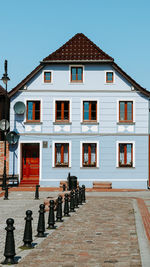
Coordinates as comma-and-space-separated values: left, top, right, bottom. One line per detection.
0, 0, 150, 91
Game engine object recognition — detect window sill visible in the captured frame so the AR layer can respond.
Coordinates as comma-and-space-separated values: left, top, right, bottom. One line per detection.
53, 122, 72, 125
116, 167, 135, 169
69, 82, 84, 85
81, 122, 99, 125
80, 167, 99, 169
53, 166, 71, 168
117, 122, 135, 125
24, 121, 43, 125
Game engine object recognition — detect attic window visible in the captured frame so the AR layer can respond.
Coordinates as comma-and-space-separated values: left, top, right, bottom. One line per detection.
44, 72, 51, 83
71, 67, 83, 82
106, 72, 114, 83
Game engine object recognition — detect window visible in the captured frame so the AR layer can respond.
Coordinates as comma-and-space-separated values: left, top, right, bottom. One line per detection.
119, 101, 133, 122
71, 67, 83, 82
106, 72, 114, 83
55, 143, 69, 167
55, 101, 69, 122
27, 101, 40, 122
44, 72, 51, 83
119, 143, 133, 167
82, 143, 97, 167
83, 101, 97, 121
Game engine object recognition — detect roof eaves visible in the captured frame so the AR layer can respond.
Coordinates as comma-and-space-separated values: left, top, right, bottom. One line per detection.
8, 64, 44, 98
41, 59, 114, 64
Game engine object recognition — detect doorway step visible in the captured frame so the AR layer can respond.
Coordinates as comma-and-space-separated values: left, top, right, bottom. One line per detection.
19, 179, 39, 187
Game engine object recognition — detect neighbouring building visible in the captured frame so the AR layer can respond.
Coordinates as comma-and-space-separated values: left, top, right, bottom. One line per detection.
0, 85, 9, 175
8, 33, 150, 188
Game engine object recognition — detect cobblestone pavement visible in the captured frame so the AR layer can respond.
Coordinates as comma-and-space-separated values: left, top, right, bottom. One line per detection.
0, 191, 150, 266
17, 197, 141, 267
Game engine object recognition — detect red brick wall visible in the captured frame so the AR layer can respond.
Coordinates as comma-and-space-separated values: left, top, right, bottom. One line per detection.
0, 141, 9, 175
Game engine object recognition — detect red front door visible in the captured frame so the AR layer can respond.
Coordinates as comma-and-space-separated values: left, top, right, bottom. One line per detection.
21, 143, 39, 183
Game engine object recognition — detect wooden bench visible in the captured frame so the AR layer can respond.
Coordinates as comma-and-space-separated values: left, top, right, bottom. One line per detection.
93, 181, 112, 189
0, 175, 19, 187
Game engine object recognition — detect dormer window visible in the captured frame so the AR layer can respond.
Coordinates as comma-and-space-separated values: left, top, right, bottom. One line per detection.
106, 72, 114, 83
71, 67, 83, 82
44, 71, 51, 83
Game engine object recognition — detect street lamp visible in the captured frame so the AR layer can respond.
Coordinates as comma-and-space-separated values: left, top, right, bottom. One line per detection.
1, 60, 10, 190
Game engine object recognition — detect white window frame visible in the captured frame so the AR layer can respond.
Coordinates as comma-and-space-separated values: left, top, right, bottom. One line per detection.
117, 99, 135, 123
53, 98, 72, 123
42, 70, 53, 84
52, 140, 72, 168
69, 65, 84, 84
80, 98, 99, 123
80, 141, 99, 168
23, 98, 43, 123
105, 71, 115, 84
116, 141, 135, 168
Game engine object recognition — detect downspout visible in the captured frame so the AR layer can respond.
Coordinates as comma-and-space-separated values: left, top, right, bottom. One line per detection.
147, 98, 150, 189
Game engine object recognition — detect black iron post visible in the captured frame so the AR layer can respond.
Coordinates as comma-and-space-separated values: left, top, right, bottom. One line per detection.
74, 188, 79, 208
70, 190, 75, 212
22, 210, 33, 248
62, 184, 66, 191
2, 218, 17, 265
56, 196, 63, 222
35, 185, 40, 199
1, 60, 10, 190
64, 193, 70, 217
47, 200, 56, 229
78, 187, 83, 205
4, 185, 9, 200
82, 185, 86, 203
37, 204, 45, 237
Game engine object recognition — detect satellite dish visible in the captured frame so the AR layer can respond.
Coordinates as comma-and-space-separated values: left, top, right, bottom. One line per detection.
6, 131, 19, 145
14, 101, 25, 115
0, 119, 10, 131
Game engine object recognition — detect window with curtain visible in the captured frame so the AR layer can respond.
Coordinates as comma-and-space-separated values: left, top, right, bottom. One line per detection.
119, 143, 133, 167
55, 143, 69, 167
44, 72, 51, 83
106, 72, 113, 83
83, 143, 97, 167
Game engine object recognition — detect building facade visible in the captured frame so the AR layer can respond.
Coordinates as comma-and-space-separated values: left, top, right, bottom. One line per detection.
8, 33, 150, 188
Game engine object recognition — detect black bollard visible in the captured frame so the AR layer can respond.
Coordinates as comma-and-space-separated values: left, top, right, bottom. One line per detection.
2, 218, 17, 265
4, 185, 9, 200
62, 184, 66, 191
78, 187, 83, 205
74, 188, 79, 208
70, 190, 75, 212
82, 185, 86, 203
35, 185, 40, 200
36, 204, 45, 237
56, 196, 63, 222
22, 210, 33, 248
47, 200, 56, 229
64, 194, 70, 217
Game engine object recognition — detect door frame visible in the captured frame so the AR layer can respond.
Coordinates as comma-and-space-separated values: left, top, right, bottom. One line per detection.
18, 140, 42, 183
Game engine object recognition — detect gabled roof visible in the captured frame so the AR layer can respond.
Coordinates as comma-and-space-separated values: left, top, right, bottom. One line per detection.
43, 33, 114, 62
0, 85, 6, 96
8, 33, 150, 98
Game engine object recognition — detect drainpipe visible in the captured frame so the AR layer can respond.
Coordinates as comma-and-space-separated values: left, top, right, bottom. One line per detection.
147, 98, 150, 189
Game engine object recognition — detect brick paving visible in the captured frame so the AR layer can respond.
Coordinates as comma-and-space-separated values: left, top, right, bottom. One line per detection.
16, 197, 142, 267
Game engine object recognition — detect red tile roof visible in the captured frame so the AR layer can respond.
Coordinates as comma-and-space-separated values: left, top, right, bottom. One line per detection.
43, 33, 114, 62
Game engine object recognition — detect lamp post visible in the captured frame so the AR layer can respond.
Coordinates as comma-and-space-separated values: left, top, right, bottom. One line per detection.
1, 60, 10, 190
